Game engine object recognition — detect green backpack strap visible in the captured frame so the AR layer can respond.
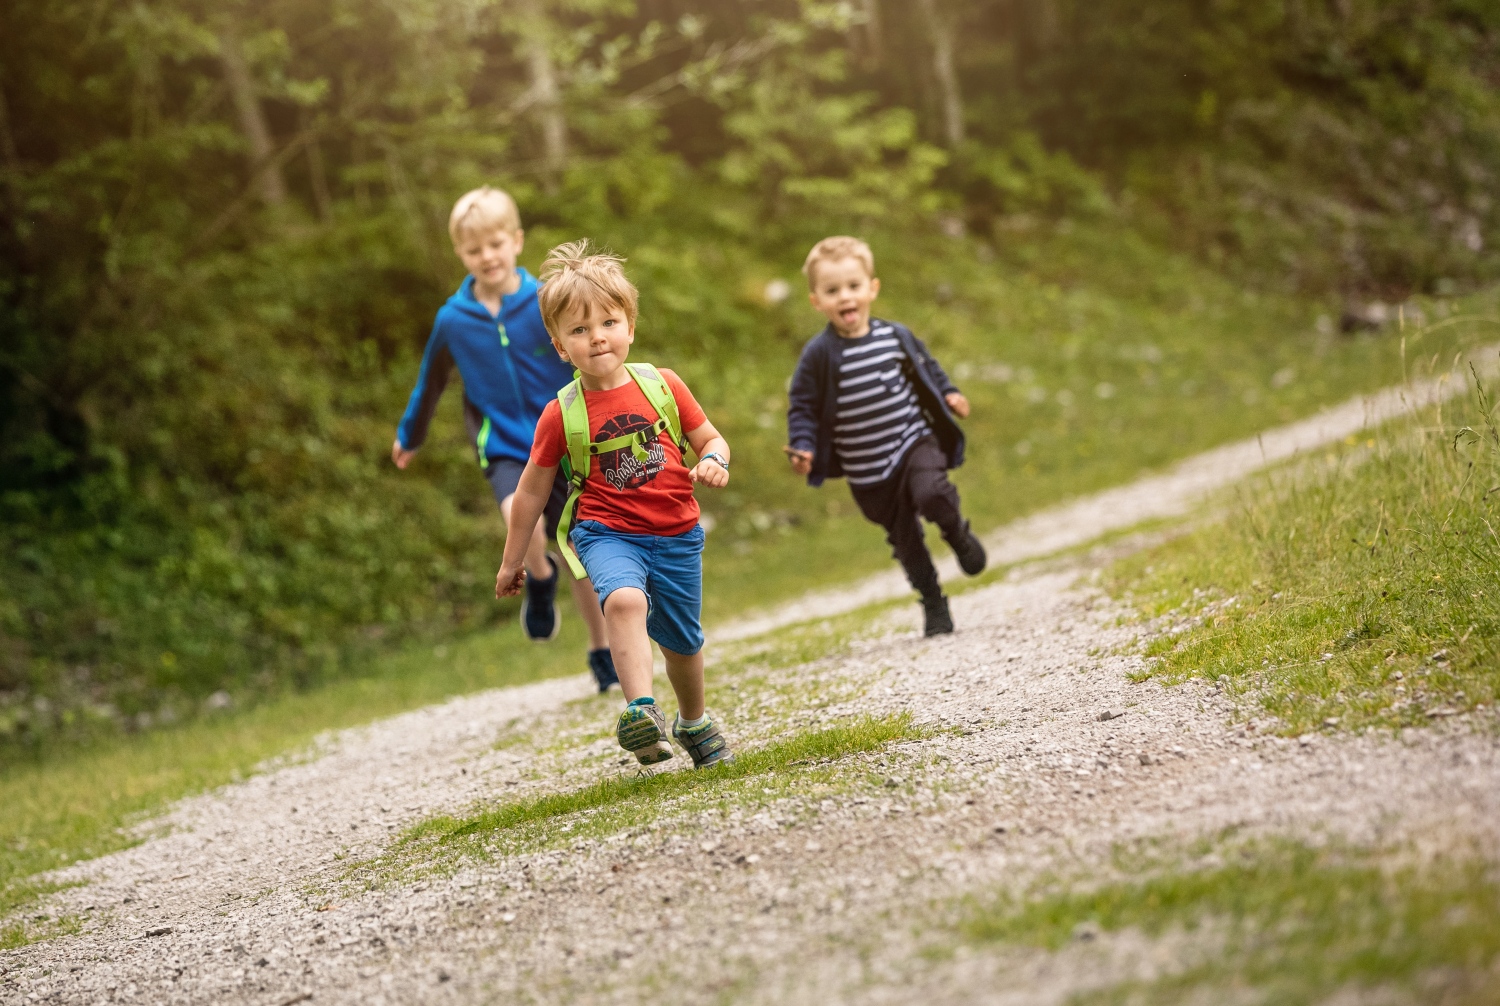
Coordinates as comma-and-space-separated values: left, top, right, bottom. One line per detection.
554, 363, 689, 580
556, 378, 592, 579
624, 363, 686, 452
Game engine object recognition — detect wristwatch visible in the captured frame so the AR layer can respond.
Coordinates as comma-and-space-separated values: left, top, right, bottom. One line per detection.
701, 452, 729, 469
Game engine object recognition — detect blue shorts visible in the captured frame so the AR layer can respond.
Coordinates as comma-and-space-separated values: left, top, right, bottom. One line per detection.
569, 520, 706, 656
484, 458, 568, 540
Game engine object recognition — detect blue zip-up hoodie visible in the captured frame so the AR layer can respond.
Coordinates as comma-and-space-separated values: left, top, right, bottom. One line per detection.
395, 268, 575, 467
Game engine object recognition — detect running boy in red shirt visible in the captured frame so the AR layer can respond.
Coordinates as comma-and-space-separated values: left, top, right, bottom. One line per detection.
495, 241, 734, 768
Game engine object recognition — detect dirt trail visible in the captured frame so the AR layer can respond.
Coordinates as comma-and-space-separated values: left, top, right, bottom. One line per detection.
4, 366, 1498, 1006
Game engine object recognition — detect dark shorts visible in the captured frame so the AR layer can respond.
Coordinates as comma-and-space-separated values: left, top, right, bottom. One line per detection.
484, 458, 569, 541
569, 519, 706, 656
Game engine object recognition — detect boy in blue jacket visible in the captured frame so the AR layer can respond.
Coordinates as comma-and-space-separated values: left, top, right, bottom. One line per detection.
392, 187, 615, 690
784, 236, 987, 637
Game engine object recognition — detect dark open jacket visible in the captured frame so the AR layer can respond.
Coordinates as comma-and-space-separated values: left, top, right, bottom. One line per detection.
786, 319, 966, 487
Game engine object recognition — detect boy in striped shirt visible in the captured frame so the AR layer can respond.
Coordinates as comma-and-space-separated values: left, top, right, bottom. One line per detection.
784, 236, 986, 636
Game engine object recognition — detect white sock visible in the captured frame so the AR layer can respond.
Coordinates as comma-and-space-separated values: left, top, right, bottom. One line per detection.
677, 713, 707, 731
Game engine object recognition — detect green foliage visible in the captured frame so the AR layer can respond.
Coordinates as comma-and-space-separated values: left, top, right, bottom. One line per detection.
5, 0, 1499, 749
1110, 347, 1500, 734
964, 0, 1500, 294
963, 840, 1500, 1004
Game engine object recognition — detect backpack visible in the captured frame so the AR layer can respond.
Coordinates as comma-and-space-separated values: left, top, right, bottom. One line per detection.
555, 363, 686, 578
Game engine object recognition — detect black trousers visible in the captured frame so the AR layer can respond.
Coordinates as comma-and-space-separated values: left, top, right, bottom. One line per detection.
848, 435, 966, 600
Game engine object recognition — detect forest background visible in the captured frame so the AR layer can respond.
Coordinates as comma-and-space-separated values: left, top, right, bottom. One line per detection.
3, 0, 1498, 753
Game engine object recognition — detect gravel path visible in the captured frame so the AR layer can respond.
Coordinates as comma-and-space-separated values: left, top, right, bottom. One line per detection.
5, 366, 1499, 1005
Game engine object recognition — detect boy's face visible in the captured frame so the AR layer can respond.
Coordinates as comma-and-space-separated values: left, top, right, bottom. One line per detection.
553, 301, 635, 379
455, 226, 524, 290
808, 256, 880, 338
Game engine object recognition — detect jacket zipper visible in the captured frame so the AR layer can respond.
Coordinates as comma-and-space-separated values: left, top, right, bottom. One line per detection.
496, 320, 522, 400
480, 316, 523, 460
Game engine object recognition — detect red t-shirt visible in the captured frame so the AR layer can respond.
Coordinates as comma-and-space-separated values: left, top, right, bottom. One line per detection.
531, 368, 708, 536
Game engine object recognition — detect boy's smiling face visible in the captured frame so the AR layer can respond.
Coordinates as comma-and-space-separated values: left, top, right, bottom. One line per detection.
455, 226, 524, 293
553, 300, 635, 387
808, 255, 881, 339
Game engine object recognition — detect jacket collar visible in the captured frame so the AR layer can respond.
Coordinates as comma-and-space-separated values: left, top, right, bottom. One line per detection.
449, 267, 538, 320
819, 317, 896, 346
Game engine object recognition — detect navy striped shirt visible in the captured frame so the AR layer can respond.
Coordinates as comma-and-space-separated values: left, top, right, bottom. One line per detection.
833, 323, 930, 486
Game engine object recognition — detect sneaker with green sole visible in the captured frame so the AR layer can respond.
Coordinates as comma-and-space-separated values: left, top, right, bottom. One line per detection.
672, 714, 734, 769
617, 701, 673, 765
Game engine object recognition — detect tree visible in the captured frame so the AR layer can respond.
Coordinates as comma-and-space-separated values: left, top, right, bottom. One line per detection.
216, 8, 287, 206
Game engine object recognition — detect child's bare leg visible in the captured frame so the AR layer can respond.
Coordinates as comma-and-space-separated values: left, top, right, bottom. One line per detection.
660, 645, 704, 721
567, 573, 609, 650
499, 494, 551, 578
602, 588, 653, 699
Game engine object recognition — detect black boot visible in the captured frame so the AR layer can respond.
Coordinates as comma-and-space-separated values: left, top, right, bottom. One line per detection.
945, 520, 987, 576
922, 593, 954, 636
587, 648, 619, 693
520, 555, 562, 642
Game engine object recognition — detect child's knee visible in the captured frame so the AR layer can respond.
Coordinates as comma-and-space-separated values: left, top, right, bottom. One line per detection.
603, 586, 649, 620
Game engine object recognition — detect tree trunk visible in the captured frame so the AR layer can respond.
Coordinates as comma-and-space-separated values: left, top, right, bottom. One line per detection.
217, 14, 286, 206
916, 0, 964, 147
0, 79, 17, 219
857, 0, 883, 69
0, 79, 19, 172
1032, 0, 1061, 48
301, 109, 331, 222
514, 0, 567, 185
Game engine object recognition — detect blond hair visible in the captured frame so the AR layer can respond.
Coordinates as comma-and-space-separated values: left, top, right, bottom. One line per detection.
448, 186, 521, 244
802, 235, 875, 287
537, 240, 640, 342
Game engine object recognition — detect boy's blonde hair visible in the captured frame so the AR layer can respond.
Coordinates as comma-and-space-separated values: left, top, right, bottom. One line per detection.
537, 240, 640, 343
448, 186, 521, 244
802, 235, 875, 287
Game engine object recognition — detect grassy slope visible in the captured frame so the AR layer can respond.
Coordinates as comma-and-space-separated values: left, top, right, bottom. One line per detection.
3, 222, 1496, 934
961, 839, 1500, 1004
1108, 350, 1500, 735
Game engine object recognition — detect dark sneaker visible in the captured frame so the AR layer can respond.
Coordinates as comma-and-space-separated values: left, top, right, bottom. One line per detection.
616, 700, 673, 765
922, 593, 954, 637
947, 521, 987, 576
588, 648, 619, 693
520, 555, 561, 643
671, 714, 734, 769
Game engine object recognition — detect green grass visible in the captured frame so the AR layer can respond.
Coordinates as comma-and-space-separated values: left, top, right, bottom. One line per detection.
1107, 353, 1500, 734
962, 840, 1500, 1005
354, 712, 924, 883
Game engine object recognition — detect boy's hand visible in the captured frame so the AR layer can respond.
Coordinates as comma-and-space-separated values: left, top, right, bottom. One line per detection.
392, 438, 418, 469
495, 560, 526, 599
945, 392, 971, 419
690, 457, 729, 488
783, 446, 813, 475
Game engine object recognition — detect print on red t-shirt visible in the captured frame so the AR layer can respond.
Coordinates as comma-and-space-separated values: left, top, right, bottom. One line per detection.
531, 368, 708, 536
